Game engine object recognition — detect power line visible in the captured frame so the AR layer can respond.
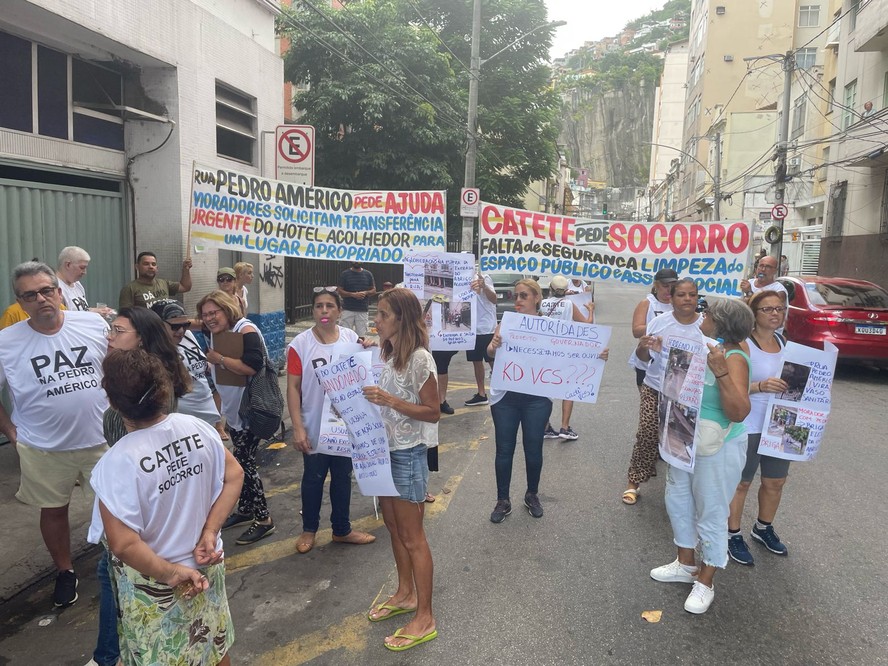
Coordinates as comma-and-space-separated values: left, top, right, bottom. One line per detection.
403, 0, 470, 73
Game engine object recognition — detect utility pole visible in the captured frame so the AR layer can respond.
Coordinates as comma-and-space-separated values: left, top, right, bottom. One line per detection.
771, 50, 794, 261
712, 130, 722, 220
461, 0, 481, 254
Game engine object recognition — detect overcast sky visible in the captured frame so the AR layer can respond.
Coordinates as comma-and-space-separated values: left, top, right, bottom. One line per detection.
544, 0, 670, 60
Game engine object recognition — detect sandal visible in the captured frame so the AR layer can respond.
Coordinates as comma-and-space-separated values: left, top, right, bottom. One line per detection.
622, 488, 639, 505
424, 493, 436, 503
295, 531, 316, 554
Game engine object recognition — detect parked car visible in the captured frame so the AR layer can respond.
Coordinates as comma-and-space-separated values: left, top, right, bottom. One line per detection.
490, 272, 531, 319
777, 275, 888, 366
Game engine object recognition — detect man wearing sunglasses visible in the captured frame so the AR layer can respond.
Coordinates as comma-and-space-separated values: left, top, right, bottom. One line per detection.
337, 262, 376, 336
0, 261, 110, 609
118, 251, 192, 310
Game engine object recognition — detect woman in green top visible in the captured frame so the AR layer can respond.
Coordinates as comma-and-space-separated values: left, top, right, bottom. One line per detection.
649, 297, 753, 615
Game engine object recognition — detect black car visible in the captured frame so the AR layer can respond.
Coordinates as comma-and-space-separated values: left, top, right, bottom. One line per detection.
490, 272, 530, 319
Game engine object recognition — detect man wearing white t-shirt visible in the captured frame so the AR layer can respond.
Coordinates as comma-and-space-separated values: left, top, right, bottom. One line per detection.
463, 273, 497, 407
55, 246, 114, 319
740, 255, 787, 304
0, 262, 109, 608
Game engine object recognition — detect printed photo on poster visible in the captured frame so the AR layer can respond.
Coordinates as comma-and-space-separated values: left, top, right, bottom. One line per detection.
442, 301, 471, 332
766, 404, 810, 455
423, 261, 454, 301
405, 251, 477, 351
664, 400, 697, 465
662, 347, 694, 402
777, 361, 811, 402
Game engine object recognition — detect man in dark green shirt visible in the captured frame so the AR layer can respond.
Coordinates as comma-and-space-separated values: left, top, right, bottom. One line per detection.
118, 251, 193, 309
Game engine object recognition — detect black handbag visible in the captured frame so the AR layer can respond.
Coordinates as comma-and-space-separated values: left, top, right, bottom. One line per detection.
238, 335, 283, 440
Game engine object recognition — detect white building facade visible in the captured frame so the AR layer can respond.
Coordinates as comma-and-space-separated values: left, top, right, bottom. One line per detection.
0, 0, 287, 359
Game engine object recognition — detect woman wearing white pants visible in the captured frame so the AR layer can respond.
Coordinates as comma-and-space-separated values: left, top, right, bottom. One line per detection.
650, 297, 753, 614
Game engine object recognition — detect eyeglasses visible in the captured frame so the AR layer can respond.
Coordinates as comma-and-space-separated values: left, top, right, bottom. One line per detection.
515, 292, 532, 300
168, 322, 190, 331
17, 286, 58, 302
756, 306, 786, 314
216, 275, 235, 283
313, 286, 338, 293
107, 326, 135, 337
200, 308, 224, 320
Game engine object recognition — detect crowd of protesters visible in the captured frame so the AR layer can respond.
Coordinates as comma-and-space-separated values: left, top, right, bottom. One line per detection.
0, 247, 799, 665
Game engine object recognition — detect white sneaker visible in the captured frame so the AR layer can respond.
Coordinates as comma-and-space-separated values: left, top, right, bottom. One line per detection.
650, 558, 698, 583
684, 580, 715, 614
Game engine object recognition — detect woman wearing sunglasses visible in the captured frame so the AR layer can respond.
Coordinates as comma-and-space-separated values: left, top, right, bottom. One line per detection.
486, 279, 551, 523
150, 300, 226, 440
216, 267, 245, 316
199, 291, 276, 546
726, 289, 791, 566
287, 286, 376, 554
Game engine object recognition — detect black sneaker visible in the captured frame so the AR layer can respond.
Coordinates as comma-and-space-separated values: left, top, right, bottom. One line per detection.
440, 401, 455, 415
53, 570, 78, 607
235, 520, 276, 545
221, 511, 253, 530
464, 393, 489, 406
751, 524, 788, 555
490, 499, 512, 523
728, 534, 754, 566
524, 492, 544, 518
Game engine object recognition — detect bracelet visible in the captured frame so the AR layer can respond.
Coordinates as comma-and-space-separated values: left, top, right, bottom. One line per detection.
715, 373, 728, 379
219, 356, 226, 370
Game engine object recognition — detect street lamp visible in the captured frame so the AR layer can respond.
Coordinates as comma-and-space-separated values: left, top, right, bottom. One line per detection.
460, 1, 566, 252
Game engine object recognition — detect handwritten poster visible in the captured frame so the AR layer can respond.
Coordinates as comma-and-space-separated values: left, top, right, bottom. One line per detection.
312, 342, 363, 457
190, 165, 446, 263
490, 311, 610, 402
403, 251, 477, 351
478, 202, 752, 296
657, 336, 708, 473
316, 355, 398, 496
757, 342, 837, 461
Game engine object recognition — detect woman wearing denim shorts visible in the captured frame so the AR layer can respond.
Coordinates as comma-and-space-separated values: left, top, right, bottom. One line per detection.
362, 288, 440, 652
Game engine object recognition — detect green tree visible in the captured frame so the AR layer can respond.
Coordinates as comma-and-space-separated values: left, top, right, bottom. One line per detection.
279, 0, 561, 232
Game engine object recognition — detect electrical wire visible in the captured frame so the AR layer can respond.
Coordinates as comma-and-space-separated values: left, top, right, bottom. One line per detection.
403, 0, 470, 73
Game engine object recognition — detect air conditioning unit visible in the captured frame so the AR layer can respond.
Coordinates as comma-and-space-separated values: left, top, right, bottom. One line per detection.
716, 6, 726, 15
724, 55, 734, 62
788, 157, 802, 167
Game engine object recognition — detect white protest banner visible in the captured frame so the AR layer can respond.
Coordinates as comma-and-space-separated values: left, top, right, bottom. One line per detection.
189, 164, 446, 263
316, 355, 399, 496
403, 251, 477, 351
657, 335, 707, 473
314, 342, 364, 457
757, 342, 837, 461
490, 311, 610, 402
478, 202, 752, 296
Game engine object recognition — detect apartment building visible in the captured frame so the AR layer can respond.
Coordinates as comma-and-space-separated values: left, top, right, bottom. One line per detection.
819, 0, 888, 285
0, 0, 287, 359
674, 0, 795, 222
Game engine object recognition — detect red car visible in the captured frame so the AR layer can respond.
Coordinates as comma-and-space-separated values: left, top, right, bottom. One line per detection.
777, 276, 888, 366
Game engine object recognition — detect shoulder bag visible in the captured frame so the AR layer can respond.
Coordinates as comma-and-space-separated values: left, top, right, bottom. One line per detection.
238, 332, 283, 440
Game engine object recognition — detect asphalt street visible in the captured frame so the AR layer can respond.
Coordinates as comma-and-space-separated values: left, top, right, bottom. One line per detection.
1, 282, 886, 665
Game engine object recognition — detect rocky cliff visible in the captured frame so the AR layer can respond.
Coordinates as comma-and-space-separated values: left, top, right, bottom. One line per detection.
559, 82, 656, 188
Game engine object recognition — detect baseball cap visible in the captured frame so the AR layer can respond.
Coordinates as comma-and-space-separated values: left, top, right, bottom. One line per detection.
217, 267, 236, 279
653, 268, 679, 284
550, 276, 569, 291
151, 299, 189, 323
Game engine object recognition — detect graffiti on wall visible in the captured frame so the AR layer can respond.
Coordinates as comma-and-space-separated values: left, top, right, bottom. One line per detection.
260, 254, 284, 289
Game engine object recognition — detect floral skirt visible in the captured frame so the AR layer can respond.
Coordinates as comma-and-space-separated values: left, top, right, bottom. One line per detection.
110, 556, 234, 666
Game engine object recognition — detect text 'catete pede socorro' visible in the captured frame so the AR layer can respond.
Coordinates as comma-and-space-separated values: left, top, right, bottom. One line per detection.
478, 202, 752, 297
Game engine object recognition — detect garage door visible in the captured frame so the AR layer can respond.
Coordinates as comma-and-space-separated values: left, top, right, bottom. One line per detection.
0, 174, 129, 307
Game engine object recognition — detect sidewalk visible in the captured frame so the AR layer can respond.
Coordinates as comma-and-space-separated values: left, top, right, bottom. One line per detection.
0, 318, 315, 603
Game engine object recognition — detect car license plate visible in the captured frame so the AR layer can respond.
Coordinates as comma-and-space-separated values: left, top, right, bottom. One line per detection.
497, 293, 504, 300
855, 325, 886, 335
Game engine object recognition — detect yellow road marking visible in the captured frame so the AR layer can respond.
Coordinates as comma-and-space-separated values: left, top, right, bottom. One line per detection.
265, 481, 300, 498
255, 613, 368, 665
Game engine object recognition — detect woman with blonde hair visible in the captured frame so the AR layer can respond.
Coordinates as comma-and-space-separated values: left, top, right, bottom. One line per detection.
362, 288, 439, 651
198, 290, 276, 546
487, 279, 551, 522
234, 262, 254, 313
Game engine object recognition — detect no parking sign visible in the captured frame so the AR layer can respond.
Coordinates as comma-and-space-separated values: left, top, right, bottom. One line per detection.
275, 125, 315, 185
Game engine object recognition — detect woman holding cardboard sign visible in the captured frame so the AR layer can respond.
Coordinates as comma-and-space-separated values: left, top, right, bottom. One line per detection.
649, 297, 753, 615
362, 288, 439, 652
199, 290, 276, 546
287, 287, 376, 555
